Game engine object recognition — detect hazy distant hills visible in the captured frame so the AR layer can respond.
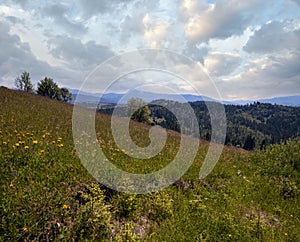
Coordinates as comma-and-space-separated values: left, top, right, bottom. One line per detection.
257, 95, 300, 107
71, 89, 214, 107
71, 89, 300, 107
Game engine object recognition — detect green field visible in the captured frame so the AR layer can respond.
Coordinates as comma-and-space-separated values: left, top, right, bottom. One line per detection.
0, 86, 299, 241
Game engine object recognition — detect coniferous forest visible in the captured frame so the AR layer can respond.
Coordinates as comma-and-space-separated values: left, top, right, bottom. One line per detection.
98, 99, 300, 150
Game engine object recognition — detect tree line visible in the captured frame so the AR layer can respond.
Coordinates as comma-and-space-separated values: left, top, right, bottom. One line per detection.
15, 71, 72, 102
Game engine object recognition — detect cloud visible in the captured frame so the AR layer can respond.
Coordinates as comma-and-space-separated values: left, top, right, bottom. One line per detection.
183, 42, 209, 64
292, 0, 300, 6
47, 34, 115, 68
4, 0, 28, 8
179, 0, 265, 43
41, 4, 87, 35
0, 21, 45, 76
265, 51, 300, 79
119, 0, 160, 43
75, 0, 135, 18
219, 52, 300, 99
0, 0, 299, 100
204, 52, 242, 76
244, 20, 300, 53
143, 14, 171, 48
5, 15, 22, 24
0, 20, 80, 88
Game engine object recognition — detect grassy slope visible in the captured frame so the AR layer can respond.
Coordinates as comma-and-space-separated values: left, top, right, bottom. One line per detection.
0, 87, 299, 241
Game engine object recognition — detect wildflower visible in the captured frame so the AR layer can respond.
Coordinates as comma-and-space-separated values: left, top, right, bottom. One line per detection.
57, 144, 64, 148
15, 143, 20, 147
24, 146, 29, 149
23, 227, 28, 232
2, 141, 7, 145
9, 183, 14, 188
40, 150, 45, 154
51, 141, 56, 144
42, 134, 46, 139
284, 233, 288, 236
33, 140, 38, 144
62, 204, 69, 209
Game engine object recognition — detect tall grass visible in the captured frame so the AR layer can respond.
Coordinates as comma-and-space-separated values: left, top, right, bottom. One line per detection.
0, 87, 299, 241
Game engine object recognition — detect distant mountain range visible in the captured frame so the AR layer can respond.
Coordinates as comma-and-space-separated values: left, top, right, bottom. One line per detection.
70, 89, 300, 107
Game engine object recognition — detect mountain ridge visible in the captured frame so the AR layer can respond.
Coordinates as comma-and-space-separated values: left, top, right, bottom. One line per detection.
71, 89, 300, 107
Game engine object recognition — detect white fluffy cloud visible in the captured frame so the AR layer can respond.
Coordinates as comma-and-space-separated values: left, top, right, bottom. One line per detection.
143, 14, 171, 48
180, 0, 265, 43
204, 52, 242, 76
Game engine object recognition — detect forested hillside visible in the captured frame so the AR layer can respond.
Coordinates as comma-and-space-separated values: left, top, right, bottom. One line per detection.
99, 100, 300, 150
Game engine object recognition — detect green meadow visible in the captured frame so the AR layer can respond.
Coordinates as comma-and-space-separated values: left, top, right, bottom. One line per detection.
0, 86, 299, 241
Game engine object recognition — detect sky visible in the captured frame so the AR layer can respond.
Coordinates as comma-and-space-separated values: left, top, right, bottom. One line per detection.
0, 0, 299, 100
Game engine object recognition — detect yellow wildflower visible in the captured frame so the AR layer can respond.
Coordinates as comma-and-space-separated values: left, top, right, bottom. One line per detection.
40, 150, 45, 154
9, 183, 14, 188
62, 204, 69, 209
57, 144, 64, 148
42, 134, 46, 138
23, 227, 28, 232
2, 141, 7, 145
15, 143, 19, 147
33, 140, 38, 144
24, 146, 29, 149
284, 233, 288, 236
